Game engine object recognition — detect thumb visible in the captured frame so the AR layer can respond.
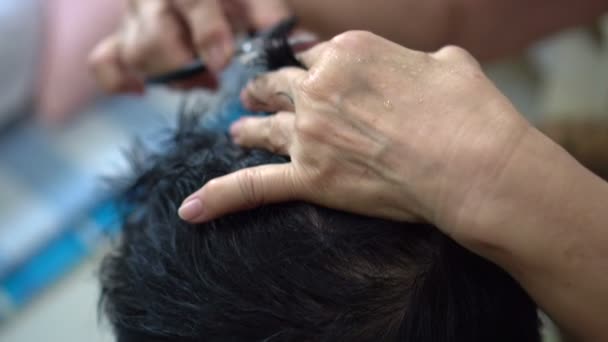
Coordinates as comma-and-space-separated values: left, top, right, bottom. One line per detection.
245, 0, 291, 29
179, 163, 301, 222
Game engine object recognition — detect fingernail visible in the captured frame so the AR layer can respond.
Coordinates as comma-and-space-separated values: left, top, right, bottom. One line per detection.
178, 198, 204, 221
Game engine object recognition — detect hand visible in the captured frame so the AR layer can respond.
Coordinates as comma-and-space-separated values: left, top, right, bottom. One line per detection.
179, 31, 533, 242
89, 0, 290, 93
179, 34, 608, 339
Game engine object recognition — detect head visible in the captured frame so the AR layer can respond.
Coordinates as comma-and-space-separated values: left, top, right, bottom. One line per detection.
100, 119, 540, 342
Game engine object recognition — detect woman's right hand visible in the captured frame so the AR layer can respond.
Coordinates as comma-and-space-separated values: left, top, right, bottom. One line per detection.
88, 0, 290, 93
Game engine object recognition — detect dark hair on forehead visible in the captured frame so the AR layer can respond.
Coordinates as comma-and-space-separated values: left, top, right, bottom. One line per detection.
99, 115, 540, 342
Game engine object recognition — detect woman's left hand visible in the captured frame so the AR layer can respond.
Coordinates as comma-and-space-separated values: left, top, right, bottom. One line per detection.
179, 31, 533, 247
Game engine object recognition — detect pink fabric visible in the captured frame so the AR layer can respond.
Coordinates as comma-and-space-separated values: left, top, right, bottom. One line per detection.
37, 0, 124, 122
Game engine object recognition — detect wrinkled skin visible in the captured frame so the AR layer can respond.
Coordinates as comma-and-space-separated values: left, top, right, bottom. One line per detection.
87, 0, 608, 337
179, 32, 608, 342
181, 31, 531, 244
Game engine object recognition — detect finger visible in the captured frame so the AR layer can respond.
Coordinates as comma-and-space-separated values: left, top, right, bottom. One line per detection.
296, 40, 330, 68
173, 0, 234, 72
121, 1, 194, 76
244, 0, 291, 30
221, 0, 249, 33
240, 68, 306, 112
89, 34, 144, 93
178, 163, 301, 222
230, 113, 295, 155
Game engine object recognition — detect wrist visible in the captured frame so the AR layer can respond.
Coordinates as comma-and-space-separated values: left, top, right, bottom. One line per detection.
447, 124, 608, 261
426, 95, 534, 244
436, 113, 560, 246
449, 125, 608, 341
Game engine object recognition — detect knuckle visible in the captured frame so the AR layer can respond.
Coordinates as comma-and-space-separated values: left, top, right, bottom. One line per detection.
262, 120, 276, 148
299, 32, 378, 102
297, 73, 332, 104
328, 31, 377, 61
266, 116, 288, 153
236, 168, 265, 208
437, 45, 467, 58
294, 115, 314, 136
267, 116, 281, 140
435, 45, 479, 67
433, 45, 483, 80
331, 30, 376, 50
294, 115, 327, 139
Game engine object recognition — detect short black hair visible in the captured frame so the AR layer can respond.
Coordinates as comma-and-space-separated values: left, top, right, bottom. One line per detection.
99, 116, 540, 342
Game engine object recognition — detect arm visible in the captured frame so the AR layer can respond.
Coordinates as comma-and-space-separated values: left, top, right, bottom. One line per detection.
180, 32, 608, 340
453, 126, 608, 341
287, 0, 608, 60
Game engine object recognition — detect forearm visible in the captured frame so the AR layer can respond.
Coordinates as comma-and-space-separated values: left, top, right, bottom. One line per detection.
287, 0, 608, 61
463, 127, 608, 341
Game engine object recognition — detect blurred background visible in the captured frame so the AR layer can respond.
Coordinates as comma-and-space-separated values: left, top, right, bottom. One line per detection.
0, 1, 606, 341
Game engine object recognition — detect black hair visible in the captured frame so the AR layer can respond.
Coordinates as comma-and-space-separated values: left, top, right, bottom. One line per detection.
99, 116, 540, 342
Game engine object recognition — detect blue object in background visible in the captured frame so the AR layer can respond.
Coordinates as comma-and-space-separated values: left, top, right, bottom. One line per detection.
0, 62, 261, 322
1, 200, 120, 315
